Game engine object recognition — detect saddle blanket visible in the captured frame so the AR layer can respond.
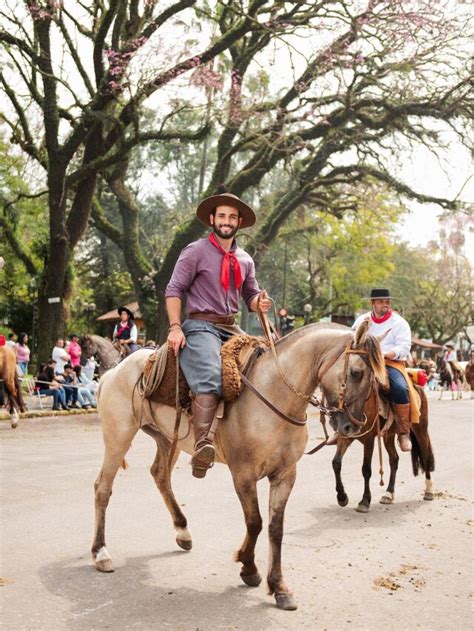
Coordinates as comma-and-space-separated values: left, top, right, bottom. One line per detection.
142, 334, 269, 409
385, 359, 421, 424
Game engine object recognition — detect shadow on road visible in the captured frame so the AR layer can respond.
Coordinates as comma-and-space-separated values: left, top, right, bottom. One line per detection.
39, 552, 276, 629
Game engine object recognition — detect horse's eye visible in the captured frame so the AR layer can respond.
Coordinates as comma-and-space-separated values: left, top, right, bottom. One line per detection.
350, 368, 363, 380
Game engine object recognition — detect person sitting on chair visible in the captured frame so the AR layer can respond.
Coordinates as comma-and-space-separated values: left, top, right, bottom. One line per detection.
165, 191, 272, 479
113, 306, 139, 353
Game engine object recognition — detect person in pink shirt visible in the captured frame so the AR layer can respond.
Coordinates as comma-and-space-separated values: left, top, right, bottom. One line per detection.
67, 333, 82, 368
15, 332, 31, 376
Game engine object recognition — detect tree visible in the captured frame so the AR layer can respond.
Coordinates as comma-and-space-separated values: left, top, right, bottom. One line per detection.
95, 0, 471, 340
255, 181, 402, 319
1, 1, 471, 350
1, 0, 284, 359
386, 214, 474, 343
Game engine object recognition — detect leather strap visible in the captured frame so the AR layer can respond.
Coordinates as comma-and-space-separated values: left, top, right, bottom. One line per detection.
239, 371, 307, 426
188, 312, 237, 325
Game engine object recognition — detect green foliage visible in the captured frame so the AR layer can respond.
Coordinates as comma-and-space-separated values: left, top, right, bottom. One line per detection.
257, 184, 402, 320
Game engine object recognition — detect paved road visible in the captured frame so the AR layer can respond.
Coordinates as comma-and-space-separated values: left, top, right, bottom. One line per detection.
1, 393, 472, 630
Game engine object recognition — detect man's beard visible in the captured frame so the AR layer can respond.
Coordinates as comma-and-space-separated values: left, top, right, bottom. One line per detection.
213, 224, 239, 239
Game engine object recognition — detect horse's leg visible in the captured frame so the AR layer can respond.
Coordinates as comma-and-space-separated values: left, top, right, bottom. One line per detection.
267, 466, 298, 611
146, 428, 192, 551
411, 420, 435, 501
332, 439, 350, 507
356, 436, 375, 513
438, 383, 443, 400
92, 429, 137, 572
233, 475, 263, 587
380, 432, 399, 504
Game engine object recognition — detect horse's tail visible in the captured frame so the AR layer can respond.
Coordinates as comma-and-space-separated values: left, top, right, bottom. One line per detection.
410, 431, 435, 476
410, 388, 435, 476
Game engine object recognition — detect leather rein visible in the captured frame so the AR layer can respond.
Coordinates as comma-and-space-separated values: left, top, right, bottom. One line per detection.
243, 297, 376, 450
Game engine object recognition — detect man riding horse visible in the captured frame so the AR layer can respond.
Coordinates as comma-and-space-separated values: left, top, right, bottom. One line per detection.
350, 288, 420, 452
165, 192, 272, 478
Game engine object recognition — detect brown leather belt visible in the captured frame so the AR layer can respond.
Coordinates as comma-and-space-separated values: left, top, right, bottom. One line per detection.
188, 312, 237, 325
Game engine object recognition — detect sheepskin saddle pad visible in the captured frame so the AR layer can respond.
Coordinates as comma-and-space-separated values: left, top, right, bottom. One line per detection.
142, 334, 269, 409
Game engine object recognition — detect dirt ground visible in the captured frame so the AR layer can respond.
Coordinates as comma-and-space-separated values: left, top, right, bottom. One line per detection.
1, 392, 472, 630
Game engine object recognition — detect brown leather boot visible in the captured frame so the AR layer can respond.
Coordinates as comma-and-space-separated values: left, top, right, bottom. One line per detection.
394, 403, 412, 452
190, 393, 219, 478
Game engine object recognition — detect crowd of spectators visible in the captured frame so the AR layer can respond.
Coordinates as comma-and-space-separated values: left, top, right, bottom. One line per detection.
6, 331, 99, 412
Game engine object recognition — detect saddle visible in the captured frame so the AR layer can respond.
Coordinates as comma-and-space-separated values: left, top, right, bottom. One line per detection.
141, 334, 270, 409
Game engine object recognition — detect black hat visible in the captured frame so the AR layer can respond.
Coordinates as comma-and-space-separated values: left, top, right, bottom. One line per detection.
117, 306, 135, 320
196, 193, 256, 229
367, 288, 396, 300
69, 332, 79, 339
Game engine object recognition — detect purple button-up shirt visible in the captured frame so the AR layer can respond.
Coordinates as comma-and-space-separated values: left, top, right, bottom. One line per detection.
165, 237, 261, 315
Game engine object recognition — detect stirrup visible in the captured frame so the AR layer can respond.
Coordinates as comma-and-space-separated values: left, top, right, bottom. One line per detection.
191, 444, 215, 479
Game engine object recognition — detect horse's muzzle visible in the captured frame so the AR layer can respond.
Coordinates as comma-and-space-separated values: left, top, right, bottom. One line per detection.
334, 411, 358, 437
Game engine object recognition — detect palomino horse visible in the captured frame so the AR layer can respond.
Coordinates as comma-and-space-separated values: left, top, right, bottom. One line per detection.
332, 386, 434, 513
92, 321, 386, 610
437, 357, 464, 400
79, 335, 122, 376
0, 345, 27, 428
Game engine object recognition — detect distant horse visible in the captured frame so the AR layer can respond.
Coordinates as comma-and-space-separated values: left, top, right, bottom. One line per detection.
437, 357, 464, 400
332, 386, 434, 513
79, 335, 122, 376
465, 356, 474, 399
0, 345, 27, 428
91, 321, 387, 610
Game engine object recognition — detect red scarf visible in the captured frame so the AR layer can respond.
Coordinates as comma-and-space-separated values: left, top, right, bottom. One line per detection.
208, 233, 242, 291
371, 309, 393, 324
116, 323, 130, 336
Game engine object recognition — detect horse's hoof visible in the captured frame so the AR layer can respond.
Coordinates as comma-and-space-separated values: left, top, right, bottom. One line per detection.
176, 538, 192, 551
275, 592, 298, 611
94, 547, 114, 572
356, 503, 370, 513
176, 527, 192, 551
10, 420, 18, 429
95, 558, 114, 572
240, 571, 262, 587
380, 493, 394, 505
337, 494, 349, 507
423, 492, 434, 501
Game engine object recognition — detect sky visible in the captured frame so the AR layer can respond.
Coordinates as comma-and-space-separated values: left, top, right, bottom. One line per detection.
395, 141, 473, 261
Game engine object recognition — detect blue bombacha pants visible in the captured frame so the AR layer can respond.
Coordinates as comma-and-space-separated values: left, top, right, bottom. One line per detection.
387, 366, 409, 404
179, 320, 235, 397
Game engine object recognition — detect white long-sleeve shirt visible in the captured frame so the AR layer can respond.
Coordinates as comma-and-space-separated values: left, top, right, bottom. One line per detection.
352, 311, 411, 361
444, 350, 456, 362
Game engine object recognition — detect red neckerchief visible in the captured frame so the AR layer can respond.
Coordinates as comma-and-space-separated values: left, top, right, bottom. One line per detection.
208, 233, 242, 291
117, 323, 130, 336
371, 309, 393, 324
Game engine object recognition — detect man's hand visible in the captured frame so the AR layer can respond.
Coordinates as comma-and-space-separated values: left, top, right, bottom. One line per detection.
251, 290, 272, 313
168, 327, 186, 356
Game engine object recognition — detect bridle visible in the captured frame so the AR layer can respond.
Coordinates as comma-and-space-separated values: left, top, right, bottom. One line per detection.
245, 297, 377, 440
81, 336, 122, 371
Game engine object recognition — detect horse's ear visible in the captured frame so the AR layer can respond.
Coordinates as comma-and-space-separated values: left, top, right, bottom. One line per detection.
376, 330, 390, 344
354, 319, 370, 346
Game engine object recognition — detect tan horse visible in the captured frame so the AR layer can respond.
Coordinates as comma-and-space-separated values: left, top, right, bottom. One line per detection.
92, 321, 386, 610
0, 345, 27, 428
79, 334, 122, 375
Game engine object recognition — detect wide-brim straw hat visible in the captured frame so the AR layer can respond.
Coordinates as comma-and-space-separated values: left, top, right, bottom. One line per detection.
196, 193, 256, 229
365, 288, 397, 300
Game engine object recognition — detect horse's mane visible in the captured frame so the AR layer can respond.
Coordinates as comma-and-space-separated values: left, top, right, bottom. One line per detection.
270, 320, 386, 386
